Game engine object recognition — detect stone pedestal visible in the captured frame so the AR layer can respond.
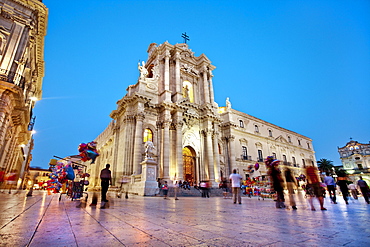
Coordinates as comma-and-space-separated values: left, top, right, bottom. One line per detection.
141, 158, 159, 196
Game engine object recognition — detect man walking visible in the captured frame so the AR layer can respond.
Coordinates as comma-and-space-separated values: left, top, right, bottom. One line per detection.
229, 169, 242, 204
100, 164, 112, 205
357, 176, 369, 204
324, 172, 337, 204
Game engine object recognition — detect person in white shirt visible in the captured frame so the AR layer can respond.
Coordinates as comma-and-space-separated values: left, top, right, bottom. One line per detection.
229, 169, 243, 204
348, 182, 358, 200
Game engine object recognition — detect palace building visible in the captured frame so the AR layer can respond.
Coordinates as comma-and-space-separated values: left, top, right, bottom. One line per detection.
0, 0, 47, 187
87, 42, 316, 195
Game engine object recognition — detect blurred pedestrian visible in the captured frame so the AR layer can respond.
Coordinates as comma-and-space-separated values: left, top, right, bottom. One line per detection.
324, 172, 337, 204
229, 169, 242, 204
357, 176, 369, 204
174, 180, 179, 200
348, 182, 358, 200
162, 181, 169, 199
5, 169, 17, 194
200, 181, 209, 198
266, 156, 285, 209
0, 168, 5, 190
306, 165, 326, 211
337, 176, 349, 204
285, 168, 297, 210
100, 164, 112, 204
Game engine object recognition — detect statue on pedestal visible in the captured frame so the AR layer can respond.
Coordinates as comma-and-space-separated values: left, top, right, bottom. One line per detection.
226, 97, 232, 110
144, 141, 155, 160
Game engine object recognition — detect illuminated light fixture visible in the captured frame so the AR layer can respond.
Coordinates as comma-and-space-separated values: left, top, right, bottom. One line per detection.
31, 130, 36, 135
30, 96, 38, 101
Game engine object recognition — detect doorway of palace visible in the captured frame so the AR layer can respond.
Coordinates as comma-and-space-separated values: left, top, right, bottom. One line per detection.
182, 146, 196, 186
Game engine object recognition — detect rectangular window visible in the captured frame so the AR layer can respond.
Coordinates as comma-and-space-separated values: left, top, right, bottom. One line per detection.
283, 155, 287, 162
258, 150, 263, 162
242, 146, 248, 160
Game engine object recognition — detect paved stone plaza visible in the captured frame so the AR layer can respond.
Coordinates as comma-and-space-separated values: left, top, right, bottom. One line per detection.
0, 190, 369, 247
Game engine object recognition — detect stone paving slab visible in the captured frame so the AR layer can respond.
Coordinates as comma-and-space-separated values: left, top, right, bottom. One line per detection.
0, 190, 369, 247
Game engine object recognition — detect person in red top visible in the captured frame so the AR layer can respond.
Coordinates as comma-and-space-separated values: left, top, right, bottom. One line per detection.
306, 165, 326, 211
5, 169, 17, 194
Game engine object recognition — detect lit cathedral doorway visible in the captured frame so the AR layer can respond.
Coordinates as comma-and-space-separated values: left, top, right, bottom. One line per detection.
182, 146, 196, 186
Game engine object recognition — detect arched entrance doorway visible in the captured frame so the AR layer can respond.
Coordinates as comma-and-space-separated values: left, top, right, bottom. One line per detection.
182, 146, 196, 186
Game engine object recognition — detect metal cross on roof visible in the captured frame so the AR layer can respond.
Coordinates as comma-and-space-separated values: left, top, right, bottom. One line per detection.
182, 32, 190, 44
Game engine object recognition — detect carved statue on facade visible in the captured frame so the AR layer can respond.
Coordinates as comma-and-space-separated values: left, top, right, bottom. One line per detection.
226, 97, 231, 109
182, 85, 189, 98
138, 61, 148, 80
144, 141, 155, 159
152, 63, 160, 79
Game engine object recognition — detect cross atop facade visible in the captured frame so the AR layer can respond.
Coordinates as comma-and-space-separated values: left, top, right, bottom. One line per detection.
182, 32, 190, 44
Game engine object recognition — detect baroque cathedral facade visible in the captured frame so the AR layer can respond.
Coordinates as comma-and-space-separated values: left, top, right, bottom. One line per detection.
88, 42, 316, 195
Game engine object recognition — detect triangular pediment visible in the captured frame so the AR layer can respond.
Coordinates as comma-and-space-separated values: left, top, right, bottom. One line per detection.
275, 135, 288, 143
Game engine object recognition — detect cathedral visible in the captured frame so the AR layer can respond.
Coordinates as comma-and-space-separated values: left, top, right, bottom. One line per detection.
88, 42, 316, 195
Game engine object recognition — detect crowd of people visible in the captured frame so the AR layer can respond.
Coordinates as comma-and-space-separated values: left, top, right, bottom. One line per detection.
3, 159, 370, 211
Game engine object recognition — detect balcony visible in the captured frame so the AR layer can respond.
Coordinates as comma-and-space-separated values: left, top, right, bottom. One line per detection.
240, 155, 252, 161
283, 161, 292, 166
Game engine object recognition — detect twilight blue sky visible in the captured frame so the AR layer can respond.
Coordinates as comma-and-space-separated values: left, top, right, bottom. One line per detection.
32, 0, 370, 168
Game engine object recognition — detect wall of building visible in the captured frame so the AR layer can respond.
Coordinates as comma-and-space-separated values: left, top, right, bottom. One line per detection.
0, 0, 47, 187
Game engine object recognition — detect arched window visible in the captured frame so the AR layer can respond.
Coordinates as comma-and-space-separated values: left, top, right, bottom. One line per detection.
239, 120, 244, 128
288, 136, 291, 142
255, 125, 259, 132
268, 130, 273, 137
143, 128, 153, 142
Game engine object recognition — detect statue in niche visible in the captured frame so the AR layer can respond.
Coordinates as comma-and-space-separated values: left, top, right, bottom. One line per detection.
182, 85, 189, 98
138, 61, 148, 80
144, 141, 155, 159
226, 97, 231, 109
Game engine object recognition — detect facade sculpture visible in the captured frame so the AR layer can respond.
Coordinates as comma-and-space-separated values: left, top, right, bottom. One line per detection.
88, 42, 316, 196
144, 141, 155, 159
0, 0, 47, 187
138, 61, 148, 80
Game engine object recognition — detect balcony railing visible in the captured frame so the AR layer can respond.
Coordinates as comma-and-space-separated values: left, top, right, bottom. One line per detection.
240, 155, 252, 161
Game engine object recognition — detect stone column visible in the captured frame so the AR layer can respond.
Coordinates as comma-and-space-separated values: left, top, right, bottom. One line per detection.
176, 122, 183, 181
132, 113, 144, 175
228, 136, 236, 172
205, 129, 215, 183
208, 71, 215, 103
175, 52, 181, 101
124, 116, 135, 175
162, 121, 171, 179
213, 132, 221, 183
163, 51, 171, 102
202, 66, 210, 104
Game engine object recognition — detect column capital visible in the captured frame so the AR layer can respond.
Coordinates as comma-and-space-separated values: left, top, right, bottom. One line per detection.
135, 113, 145, 121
